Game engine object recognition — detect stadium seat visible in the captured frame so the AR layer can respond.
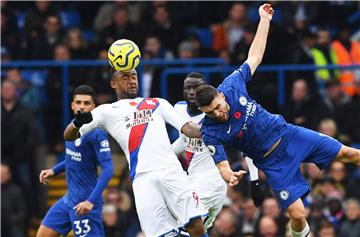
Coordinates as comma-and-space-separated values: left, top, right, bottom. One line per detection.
188, 28, 213, 49
82, 30, 96, 43
59, 11, 80, 29
16, 12, 27, 30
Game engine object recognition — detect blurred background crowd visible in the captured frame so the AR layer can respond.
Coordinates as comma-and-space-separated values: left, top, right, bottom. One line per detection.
1, 1, 360, 237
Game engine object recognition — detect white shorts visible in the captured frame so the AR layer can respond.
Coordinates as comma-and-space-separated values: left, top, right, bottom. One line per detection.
189, 170, 227, 229
132, 167, 208, 237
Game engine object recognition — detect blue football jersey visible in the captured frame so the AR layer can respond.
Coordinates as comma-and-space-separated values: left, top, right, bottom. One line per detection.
63, 128, 112, 208
202, 63, 296, 164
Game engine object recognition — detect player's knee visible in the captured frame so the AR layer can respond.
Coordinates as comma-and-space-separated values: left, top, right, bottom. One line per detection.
185, 217, 205, 237
288, 206, 306, 222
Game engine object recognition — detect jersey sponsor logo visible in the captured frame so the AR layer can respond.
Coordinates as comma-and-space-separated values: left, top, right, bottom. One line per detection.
239, 101, 257, 133
239, 96, 248, 106
207, 145, 216, 156
75, 138, 82, 147
101, 140, 109, 147
126, 109, 154, 129
184, 137, 205, 153
279, 190, 289, 200
66, 148, 82, 162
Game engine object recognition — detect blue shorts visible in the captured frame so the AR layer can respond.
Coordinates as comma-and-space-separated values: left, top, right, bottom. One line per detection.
254, 125, 342, 210
42, 198, 104, 237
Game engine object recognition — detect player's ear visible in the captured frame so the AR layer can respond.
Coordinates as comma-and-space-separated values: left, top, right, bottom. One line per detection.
110, 79, 117, 89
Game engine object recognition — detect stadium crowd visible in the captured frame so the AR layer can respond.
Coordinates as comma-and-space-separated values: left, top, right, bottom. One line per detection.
1, 1, 360, 237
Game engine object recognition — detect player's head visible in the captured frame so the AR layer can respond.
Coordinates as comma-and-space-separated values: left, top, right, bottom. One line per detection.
195, 85, 230, 122
71, 85, 96, 114
110, 69, 138, 100
183, 72, 206, 107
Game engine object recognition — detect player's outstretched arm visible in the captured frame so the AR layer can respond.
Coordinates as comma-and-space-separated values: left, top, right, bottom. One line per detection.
181, 121, 202, 139
64, 111, 93, 141
245, 3, 274, 75
39, 161, 65, 185
216, 160, 247, 183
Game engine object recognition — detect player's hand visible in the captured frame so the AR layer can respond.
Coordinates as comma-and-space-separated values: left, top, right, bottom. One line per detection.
229, 170, 247, 187
259, 3, 274, 22
39, 169, 55, 185
74, 200, 94, 215
250, 180, 265, 207
73, 111, 93, 128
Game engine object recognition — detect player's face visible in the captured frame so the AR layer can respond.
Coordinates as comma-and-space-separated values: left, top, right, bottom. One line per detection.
183, 77, 205, 106
71, 95, 95, 114
111, 69, 138, 99
199, 93, 230, 122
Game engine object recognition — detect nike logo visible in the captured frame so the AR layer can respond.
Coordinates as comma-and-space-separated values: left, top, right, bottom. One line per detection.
227, 124, 232, 134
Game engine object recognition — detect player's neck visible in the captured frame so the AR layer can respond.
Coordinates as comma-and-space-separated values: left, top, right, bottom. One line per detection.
187, 104, 203, 116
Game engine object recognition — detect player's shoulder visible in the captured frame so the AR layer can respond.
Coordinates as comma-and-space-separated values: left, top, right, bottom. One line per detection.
174, 100, 187, 110
85, 128, 108, 141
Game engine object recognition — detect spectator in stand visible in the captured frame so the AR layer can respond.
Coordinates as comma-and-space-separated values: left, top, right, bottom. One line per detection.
281, 79, 328, 130
64, 27, 89, 59
238, 197, 260, 235
147, 5, 184, 55
1, 80, 37, 227
103, 204, 122, 237
324, 197, 344, 231
307, 201, 325, 235
99, 6, 143, 49
141, 35, 173, 98
29, 14, 63, 59
339, 199, 360, 237
318, 118, 351, 145
211, 207, 241, 237
187, 33, 217, 58
258, 216, 280, 237
1, 5, 20, 59
1, 163, 27, 237
211, 2, 248, 55
331, 26, 360, 97
231, 23, 256, 65
312, 177, 343, 204
317, 219, 336, 237
291, 30, 317, 90
311, 28, 338, 82
258, 197, 288, 237
24, 1, 57, 40
87, 48, 116, 104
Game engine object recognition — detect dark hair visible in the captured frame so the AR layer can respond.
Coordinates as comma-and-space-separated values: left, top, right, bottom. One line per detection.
186, 72, 205, 80
73, 85, 96, 101
194, 85, 219, 107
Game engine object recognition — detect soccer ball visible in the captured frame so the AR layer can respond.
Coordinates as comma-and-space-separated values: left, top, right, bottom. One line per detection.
107, 39, 141, 71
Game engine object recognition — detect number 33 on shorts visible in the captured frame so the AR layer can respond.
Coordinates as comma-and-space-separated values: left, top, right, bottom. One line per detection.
73, 219, 91, 237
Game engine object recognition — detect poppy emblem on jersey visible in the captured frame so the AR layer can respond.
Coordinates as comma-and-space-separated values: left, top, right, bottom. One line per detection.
207, 145, 216, 156
239, 96, 248, 106
279, 190, 289, 200
101, 140, 109, 148
129, 101, 138, 106
75, 138, 81, 147
234, 112, 242, 119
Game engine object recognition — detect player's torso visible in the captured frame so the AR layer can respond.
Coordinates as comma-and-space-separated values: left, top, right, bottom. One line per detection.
64, 132, 99, 207
174, 102, 223, 177
102, 98, 181, 177
208, 86, 289, 160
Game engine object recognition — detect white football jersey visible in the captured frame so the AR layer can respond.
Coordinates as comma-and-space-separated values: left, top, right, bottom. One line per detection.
80, 97, 187, 181
173, 101, 224, 176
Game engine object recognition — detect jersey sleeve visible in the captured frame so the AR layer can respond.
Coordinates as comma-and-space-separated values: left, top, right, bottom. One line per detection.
159, 99, 188, 131
219, 62, 252, 91
172, 137, 185, 155
52, 161, 66, 175
202, 131, 227, 164
79, 105, 105, 136
87, 130, 114, 204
